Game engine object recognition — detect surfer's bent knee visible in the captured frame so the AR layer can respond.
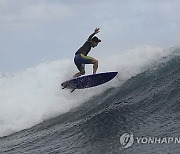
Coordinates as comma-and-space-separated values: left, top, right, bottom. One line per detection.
92, 59, 98, 65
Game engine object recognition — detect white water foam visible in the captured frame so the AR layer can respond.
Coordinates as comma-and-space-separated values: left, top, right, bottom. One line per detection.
0, 45, 169, 137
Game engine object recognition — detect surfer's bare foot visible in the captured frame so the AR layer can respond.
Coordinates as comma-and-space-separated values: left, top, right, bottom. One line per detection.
73, 72, 82, 78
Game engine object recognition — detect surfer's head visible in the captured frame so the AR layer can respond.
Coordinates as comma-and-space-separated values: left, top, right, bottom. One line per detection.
91, 36, 101, 48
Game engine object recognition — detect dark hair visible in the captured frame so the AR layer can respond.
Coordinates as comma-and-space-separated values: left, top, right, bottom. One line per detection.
92, 36, 101, 43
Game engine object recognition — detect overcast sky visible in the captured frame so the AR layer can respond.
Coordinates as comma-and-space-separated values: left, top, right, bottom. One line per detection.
0, 0, 180, 73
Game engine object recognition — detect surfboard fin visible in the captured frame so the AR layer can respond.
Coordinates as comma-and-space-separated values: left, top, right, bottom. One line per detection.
71, 88, 75, 92
61, 84, 67, 89
62, 86, 66, 89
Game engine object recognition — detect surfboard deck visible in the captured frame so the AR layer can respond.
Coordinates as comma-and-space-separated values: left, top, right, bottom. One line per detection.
61, 72, 118, 92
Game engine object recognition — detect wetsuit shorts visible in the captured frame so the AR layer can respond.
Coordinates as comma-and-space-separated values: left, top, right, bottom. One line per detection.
74, 54, 94, 72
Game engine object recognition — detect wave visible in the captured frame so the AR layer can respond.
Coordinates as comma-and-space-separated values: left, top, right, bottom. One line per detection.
0, 45, 169, 137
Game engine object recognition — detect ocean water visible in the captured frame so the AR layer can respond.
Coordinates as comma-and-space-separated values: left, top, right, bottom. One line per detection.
0, 46, 179, 154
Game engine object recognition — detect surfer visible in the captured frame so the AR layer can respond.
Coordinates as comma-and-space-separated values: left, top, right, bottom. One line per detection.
73, 28, 101, 77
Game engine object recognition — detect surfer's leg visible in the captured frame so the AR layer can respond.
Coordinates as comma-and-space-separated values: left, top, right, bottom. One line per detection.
80, 54, 98, 74
74, 54, 85, 77
92, 59, 98, 74
73, 64, 85, 77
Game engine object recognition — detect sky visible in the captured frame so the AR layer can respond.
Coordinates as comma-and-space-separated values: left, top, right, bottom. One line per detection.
0, 0, 180, 73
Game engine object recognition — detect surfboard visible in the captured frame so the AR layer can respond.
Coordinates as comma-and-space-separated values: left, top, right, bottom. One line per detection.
61, 71, 118, 92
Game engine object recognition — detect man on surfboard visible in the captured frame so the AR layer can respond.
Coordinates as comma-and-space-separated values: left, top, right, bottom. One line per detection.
73, 28, 101, 77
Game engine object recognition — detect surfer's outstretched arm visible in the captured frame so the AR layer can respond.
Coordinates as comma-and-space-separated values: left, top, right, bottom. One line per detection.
87, 28, 100, 42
